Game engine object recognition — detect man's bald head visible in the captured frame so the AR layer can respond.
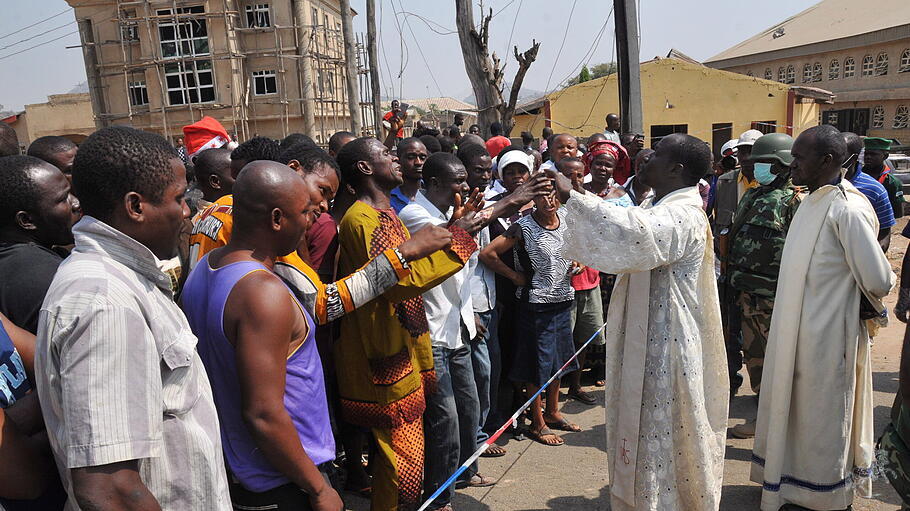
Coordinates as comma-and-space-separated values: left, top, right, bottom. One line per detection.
459, 133, 485, 149
842, 132, 863, 159
233, 160, 320, 255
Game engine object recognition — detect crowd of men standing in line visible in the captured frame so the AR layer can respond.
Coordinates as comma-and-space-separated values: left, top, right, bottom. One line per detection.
0, 103, 909, 511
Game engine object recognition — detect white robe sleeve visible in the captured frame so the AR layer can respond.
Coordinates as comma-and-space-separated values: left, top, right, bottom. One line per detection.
836, 198, 896, 302
562, 190, 703, 275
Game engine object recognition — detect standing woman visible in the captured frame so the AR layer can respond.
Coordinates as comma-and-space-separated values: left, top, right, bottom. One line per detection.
480, 191, 580, 446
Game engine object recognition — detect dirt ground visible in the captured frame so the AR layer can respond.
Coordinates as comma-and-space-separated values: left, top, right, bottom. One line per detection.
343, 220, 910, 511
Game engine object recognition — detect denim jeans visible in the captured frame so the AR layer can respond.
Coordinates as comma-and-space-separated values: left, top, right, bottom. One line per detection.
469, 310, 494, 445
423, 342, 481, 508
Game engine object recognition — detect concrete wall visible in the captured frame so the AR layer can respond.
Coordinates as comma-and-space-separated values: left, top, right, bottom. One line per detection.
513, 58, 812, 150
716, 39, 910, 141
24, 94, 96, 143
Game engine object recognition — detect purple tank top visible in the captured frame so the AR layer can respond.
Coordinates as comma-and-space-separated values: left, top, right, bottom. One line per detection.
182, 255, 335, 492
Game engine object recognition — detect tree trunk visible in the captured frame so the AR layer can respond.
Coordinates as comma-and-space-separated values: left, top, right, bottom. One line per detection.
454, 0, 502, 138
501, 41, 540, 136
366, 0, 383, 137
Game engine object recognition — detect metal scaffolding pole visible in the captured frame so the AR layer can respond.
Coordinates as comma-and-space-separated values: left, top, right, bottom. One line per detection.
365, 0, 383, 136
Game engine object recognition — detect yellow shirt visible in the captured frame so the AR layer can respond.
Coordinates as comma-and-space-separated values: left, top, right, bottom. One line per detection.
737, 172, 759, 202
335, 201, 476, 428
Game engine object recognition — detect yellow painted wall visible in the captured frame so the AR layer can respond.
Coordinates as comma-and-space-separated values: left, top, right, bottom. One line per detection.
515, 58, 798, 149
20, 94, 95, 145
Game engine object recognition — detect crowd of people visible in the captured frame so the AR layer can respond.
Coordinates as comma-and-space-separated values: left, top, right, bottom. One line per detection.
0, 103, 908, 511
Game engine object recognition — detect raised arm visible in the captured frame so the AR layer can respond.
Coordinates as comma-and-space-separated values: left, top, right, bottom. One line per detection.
561, 190, 704, 274
227, 273, 342, 511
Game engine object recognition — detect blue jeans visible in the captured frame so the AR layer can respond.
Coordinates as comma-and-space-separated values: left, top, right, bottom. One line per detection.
468, 311, 493, 445
423, 343, 481, 507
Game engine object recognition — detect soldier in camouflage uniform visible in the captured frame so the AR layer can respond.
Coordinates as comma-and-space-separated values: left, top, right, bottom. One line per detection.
727, 133, 802, 439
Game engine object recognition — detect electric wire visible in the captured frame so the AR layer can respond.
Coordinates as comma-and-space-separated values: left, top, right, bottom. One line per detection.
0, 8, 72, 41
0, 21, 75, 53
0, 29, 79, 62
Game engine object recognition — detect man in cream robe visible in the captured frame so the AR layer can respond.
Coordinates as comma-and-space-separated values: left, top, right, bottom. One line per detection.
752, 125, 895, 510
552, 133, 729, 511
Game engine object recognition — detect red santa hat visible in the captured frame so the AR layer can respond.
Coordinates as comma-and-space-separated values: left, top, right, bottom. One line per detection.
182, 116, 233, 158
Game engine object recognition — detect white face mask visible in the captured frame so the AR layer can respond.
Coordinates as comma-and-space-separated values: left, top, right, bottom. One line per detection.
753, 162, 777, 185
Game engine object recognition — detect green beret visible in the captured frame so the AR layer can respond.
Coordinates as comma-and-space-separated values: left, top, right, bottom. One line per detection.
864, 137, 893, 151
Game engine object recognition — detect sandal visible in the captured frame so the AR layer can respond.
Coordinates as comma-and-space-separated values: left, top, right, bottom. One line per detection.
594, 379, 605, 387
480, 443, 507, 457
568, 388, 597, 405
545, 418, 582, 432
528, 426, 564, 446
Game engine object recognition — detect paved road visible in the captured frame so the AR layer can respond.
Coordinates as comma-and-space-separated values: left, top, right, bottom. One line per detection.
344, 224, 910, 511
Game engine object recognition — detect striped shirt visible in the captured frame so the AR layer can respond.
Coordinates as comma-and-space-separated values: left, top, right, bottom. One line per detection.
35, 216, 231, 511
848, 170, 896, 229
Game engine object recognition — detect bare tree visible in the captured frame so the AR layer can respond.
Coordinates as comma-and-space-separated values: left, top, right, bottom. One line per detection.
455, 1, 539, 137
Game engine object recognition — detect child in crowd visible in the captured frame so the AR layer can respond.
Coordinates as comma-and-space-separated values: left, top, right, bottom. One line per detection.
480, 189, 580, 446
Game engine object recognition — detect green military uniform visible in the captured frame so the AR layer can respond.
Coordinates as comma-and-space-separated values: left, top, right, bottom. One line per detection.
880, 396, 910, 508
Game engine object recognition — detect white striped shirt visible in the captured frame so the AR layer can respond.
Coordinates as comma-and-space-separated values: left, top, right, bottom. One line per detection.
35, 216, 231, 510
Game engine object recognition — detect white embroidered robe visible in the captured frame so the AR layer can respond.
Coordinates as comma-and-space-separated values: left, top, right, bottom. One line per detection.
752, 181, 895, 510
561, 187, 729, 511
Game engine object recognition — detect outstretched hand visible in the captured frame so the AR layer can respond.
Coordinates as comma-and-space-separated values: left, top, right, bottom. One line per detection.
397, 224, 453, 261
544, 169, 575, 204
510, 173, 552, 205
452, 189, 484, 221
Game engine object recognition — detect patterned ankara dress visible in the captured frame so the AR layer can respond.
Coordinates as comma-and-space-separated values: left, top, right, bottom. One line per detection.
336, 201, 476, 511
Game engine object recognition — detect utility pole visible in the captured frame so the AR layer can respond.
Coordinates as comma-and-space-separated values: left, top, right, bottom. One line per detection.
366, 0, 383, 137
340, 0, 361, 135
292, 0, 316, 137
614, 0, 643, 135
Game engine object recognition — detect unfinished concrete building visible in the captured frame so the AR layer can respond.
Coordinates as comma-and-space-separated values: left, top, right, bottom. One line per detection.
67, 0, 372, 144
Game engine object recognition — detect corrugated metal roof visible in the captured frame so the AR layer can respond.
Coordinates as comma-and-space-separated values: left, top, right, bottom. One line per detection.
705, 0, 910, 63
387, 96, 477, 112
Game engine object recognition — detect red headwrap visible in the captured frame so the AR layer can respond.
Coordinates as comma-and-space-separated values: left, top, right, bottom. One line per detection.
582, 140, 631, 186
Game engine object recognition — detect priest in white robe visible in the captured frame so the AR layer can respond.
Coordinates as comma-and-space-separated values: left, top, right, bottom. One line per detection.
551, 133, 729, 511
752, 125, 895, 511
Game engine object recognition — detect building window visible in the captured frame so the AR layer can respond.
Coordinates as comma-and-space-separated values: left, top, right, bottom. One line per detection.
157, 6, 209, 59
812, 62, 822, 82
764, 68, 772, 80
901, 49, 910, 73
829, 59, 839, 80
246, 4, 271, 28
121, 9, 138, 41
649, 124, 687, 148
895, 105, 909, 129
872, 106, 885, 128
311, 7, 319, 25
752, 121, 777, 134
825, 111, 839, 126
128, 81, 148, 106
746, 70, 754, 77
844, 57, 856, 77
861, 55, 874, 76
778, 67, 786, 82
252, 70, 277, 95
802, 63, 812, 83
876, 52, 889, 76
164, 60, 215, 105
786, 65, 795, 84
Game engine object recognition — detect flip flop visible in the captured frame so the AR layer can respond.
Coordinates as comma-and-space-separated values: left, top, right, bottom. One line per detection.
528, 426, 564, 446
545, 418, 582, 432
480, 444, 507, 457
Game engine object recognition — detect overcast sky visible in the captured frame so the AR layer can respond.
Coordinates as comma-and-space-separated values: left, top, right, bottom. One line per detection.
0, 0, 819, 111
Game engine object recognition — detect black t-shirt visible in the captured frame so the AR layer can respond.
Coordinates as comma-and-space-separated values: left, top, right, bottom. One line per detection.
0, 243, 64, 334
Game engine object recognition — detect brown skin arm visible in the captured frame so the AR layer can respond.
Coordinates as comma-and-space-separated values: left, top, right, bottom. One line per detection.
383, 116, 405, 149
479, 229, 527, 287
71, 461, 161, 511
0, 408, 52, 500
0, 313, 44, 436
1, 313, 34, 381
226, 272, 342, 511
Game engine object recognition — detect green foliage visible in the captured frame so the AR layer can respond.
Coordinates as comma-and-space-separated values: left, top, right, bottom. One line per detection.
567, 61, 617, 86
578, 65, 591, 83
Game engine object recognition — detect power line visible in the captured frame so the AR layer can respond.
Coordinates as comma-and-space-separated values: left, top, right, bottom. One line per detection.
0, 29, 79, 62
503, 0, 524, 58
0, 8, 72, 41
0, 21, 75, 52
395, 11, 457, 36
394, 2, 443, 98
542, 0, 578, 93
